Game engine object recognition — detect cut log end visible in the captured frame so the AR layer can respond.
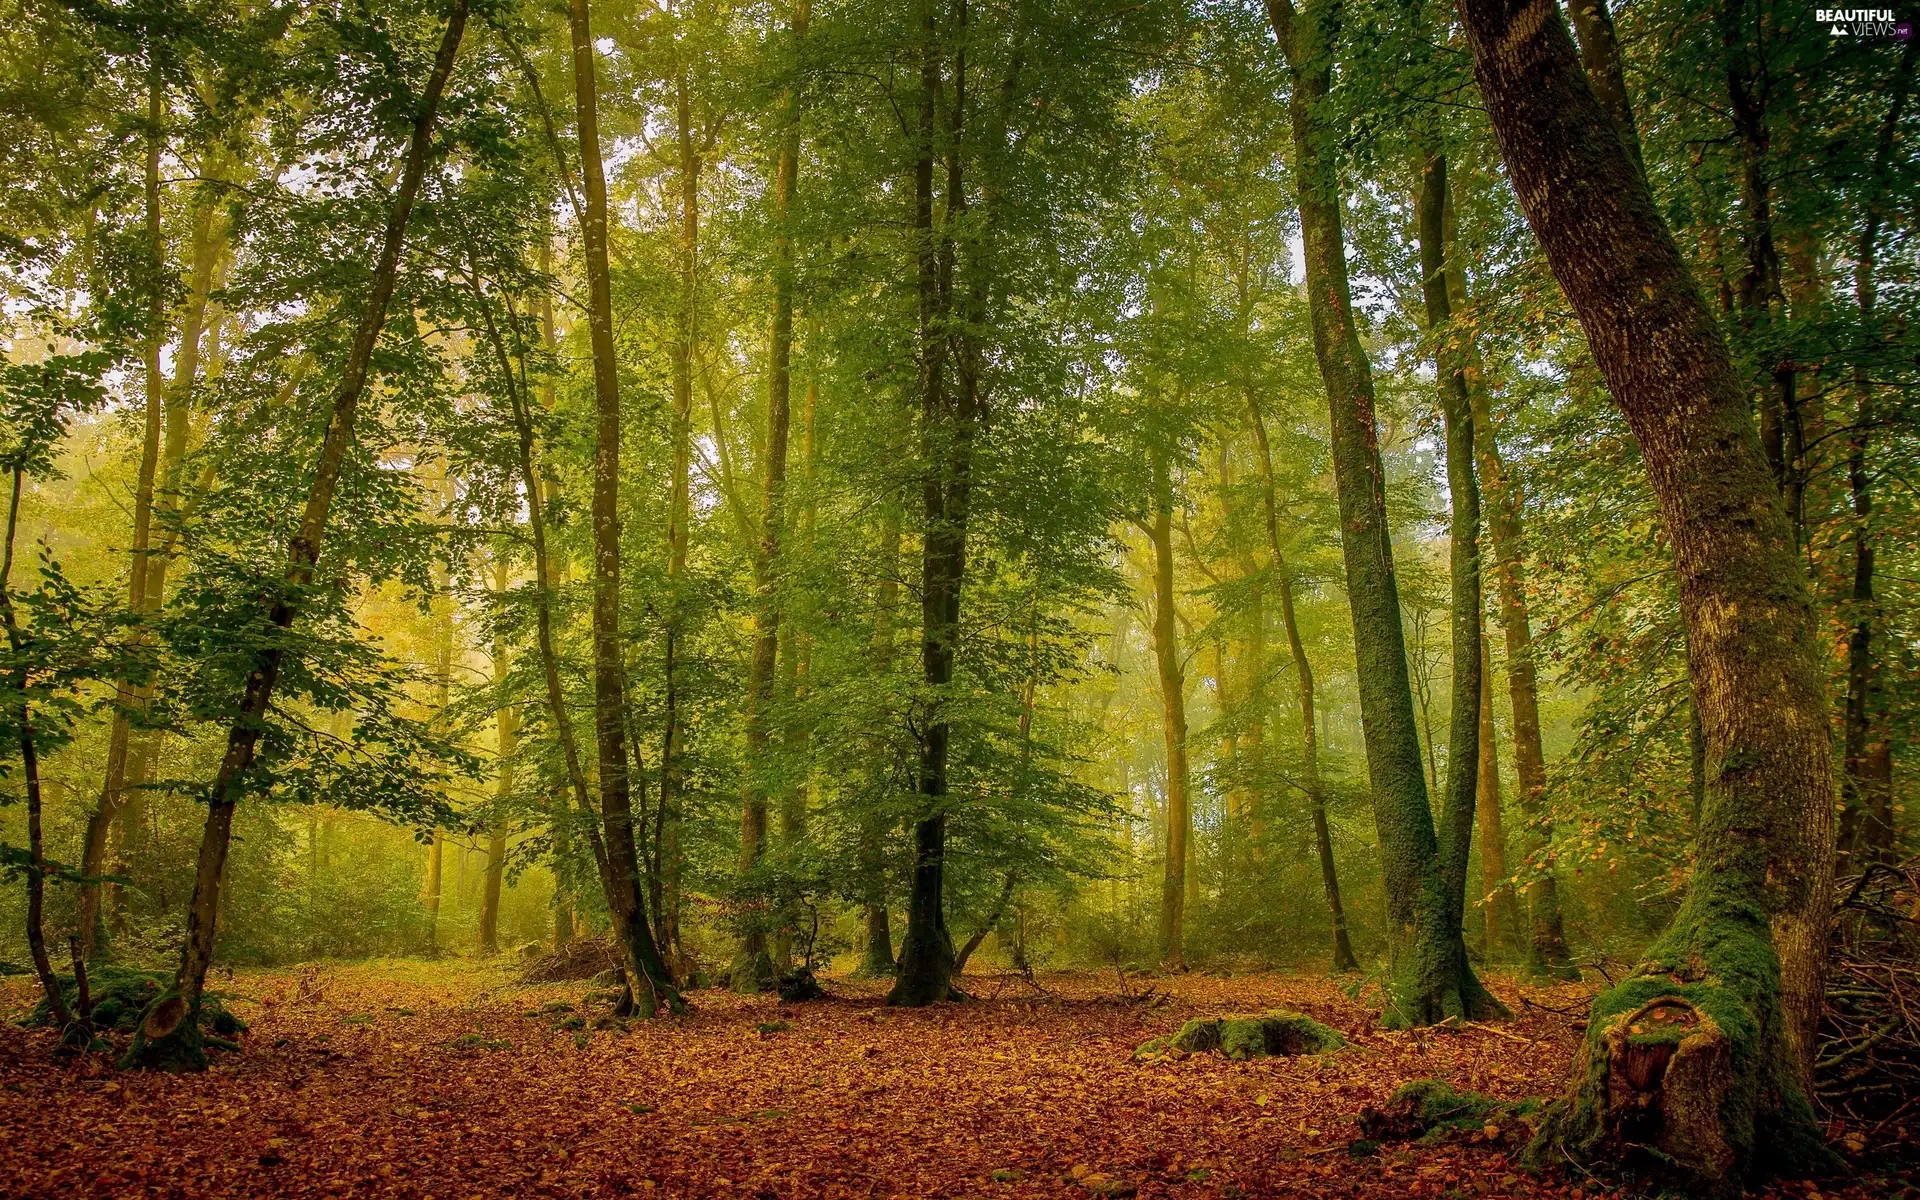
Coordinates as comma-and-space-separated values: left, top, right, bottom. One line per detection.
143, 994, 188, 1041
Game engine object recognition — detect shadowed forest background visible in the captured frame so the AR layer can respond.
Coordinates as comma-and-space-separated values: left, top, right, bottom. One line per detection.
1, 0, 1917, 1195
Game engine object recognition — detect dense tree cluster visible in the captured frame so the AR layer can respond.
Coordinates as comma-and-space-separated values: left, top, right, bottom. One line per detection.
2, 0, 1913, 1188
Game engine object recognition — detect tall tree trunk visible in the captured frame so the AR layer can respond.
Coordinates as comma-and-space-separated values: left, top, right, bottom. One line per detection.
854, 508, 902, 979
888, 0, 965, 1007
734, 0, 807, 991
125, 1, 470, 1071
480, 559, 516, 957
527, 235, 583, 952
80, 70, 170, 956
4, 469, 74, 1030
570, 0, 679, 1016
1148, 447, 1191, 971
1841, 36, 1913, 863
1266, 0, 1490, 1025
107, 189, 224, 938
1476, 640, 1522, 960
1247, 391, 1356, 972
1416, 151, 1487, 957
1564, 0, 1643, 173
422, 548, 452, 955
1453, 240, 1580, 983
1459, 0, 1834, 1181
656, 56, 703, 987
1723, 0, 1802, 552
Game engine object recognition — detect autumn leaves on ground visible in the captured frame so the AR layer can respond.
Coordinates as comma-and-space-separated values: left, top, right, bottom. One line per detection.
0, 961, 1884, 1200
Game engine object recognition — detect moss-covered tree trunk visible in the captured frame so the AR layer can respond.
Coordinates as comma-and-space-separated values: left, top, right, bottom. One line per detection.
1415, 152, 1490, 965
1266, 0, 1493, 1027
1459, 0, 1836, 1185
571, 0, 680, 1018
1437, 159, 1577, 979
125, 1, 470, 1071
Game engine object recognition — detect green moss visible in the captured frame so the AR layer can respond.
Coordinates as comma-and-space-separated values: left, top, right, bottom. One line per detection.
29, 968, 247, 1072
1135, 1011, 1346, 1061
1357, 1079, 1542, 1145
1523, 894, 1835, 1191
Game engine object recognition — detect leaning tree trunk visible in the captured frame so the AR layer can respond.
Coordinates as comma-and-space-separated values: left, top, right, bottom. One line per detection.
1459, 0, 1835, 1186
1266, 0, 1493, 1027
570, 0, 680, 1017
124, 1, 471, 1072
1248, 392, 1357, 972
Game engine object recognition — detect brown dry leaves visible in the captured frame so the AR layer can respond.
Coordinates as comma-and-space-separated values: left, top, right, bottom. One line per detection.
0, 964, 1883, 1199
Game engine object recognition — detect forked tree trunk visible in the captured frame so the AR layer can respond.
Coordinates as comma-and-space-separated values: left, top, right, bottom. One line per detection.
125, 1, 471, 1071
1266, 0, 1492, 1026
1247, 392, 1357, 972
1148, 447, 1191, 971
1416, 152, 1489, 965
570, 0, 680, 1017
1459, 0, 1835, 1185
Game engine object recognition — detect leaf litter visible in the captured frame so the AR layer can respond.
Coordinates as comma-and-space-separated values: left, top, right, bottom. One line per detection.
0, 963, 1901, 1198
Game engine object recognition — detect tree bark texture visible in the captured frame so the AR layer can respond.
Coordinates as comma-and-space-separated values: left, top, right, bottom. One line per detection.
1267, 0, 1490, 1026
1458, 0, 1835, 1182
570, 0, 680, 1016
125, 0, 471, 1071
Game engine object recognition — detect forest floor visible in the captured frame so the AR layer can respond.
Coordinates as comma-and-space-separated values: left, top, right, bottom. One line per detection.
0, 961, 1905, 1199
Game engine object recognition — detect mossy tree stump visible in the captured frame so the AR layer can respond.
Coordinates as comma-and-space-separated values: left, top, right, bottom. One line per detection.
1136, 1012, 1347, 1061
1525, 914, 1835, 1195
